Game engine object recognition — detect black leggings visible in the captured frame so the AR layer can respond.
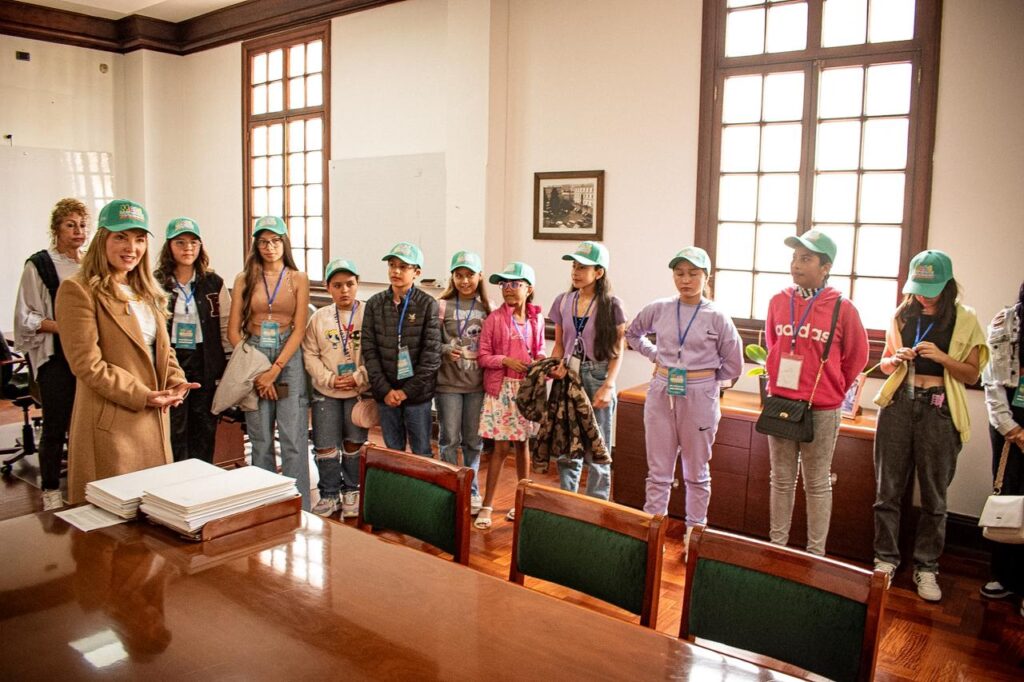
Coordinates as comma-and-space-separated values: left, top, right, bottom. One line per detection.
37, 357, 76, 490
990, 387, 1024, 593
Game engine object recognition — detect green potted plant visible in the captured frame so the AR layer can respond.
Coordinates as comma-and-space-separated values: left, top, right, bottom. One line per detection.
745, 334, 769, 406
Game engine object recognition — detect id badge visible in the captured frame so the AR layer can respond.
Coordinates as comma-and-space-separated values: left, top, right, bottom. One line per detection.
259, 320, 280, 349
174, 322, 197, 350
777, 353, 804, 390
1013, 376, 1024, 408
396, 345, 414, 380
337, 362, 356, 376
567, 355, 582, 374
667, 367, 688, 396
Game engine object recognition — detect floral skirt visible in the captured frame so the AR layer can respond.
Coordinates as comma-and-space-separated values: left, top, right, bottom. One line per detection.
479, 378, 535, 442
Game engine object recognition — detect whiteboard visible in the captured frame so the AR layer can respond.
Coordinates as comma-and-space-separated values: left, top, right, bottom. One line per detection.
329, 153, 446, 284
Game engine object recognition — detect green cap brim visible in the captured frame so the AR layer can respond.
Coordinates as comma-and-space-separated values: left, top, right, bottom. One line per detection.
105, 224, 152, 236
902, 279, 947, 298
668, 256, 709, 272
562, 254, 602, 267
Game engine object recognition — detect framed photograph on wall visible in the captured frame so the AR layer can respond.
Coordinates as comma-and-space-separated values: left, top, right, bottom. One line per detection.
533, 170, 604, 241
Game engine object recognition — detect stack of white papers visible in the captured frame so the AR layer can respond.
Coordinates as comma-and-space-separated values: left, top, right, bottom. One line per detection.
139, 466, 298, 536
86, 459, 223, 519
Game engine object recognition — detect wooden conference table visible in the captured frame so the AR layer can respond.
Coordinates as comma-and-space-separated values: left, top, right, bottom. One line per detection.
0, 511, 796, 681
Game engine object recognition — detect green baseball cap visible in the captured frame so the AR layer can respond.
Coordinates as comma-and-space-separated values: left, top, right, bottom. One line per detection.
784, 229, 837, 263
449, 250, 483, 273
903, 250, 953, 298
165, 217, 201, 240
669, 246, 711, 274
98, 199, 151, 235
488, 261, 536, 286
562, 241, 609, 269
325, 258, 359, 282
382, 242, 424, 268
253, 215, 288, 236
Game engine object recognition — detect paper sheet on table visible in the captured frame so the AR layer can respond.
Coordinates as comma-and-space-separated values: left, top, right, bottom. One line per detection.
55, 504, 129, 532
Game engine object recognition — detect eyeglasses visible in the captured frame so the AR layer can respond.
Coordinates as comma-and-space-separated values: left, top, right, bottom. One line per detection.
172, 239, 200, 250
388, 262, 416, 272
499, 280, 524, 290
257, 238, 283, 249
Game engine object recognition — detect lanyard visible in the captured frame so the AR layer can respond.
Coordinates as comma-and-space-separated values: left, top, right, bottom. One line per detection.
395, 287, 413, 345
913, 316, 935, 346
263, 268, 286, 318
570, 291, 596, 359
510, 313, 533, 360
335, 301, 359, 356
455, 297, 476, 338
788, 290, 822, 352
175, 280, 195, 314
676, 300, 703, 361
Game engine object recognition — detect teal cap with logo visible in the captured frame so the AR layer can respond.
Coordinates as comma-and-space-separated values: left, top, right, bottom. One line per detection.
488, 261, 536, 286
98, 199, 151, 235
325, 258, 359, 282
382, 241, 424, 268
903, 250, 953, 298
562, 241, 609, 269
165, 217, 201, 240
449, 250, 483, 273
669, 246, 712, 274
253, 215, 288, 236
784, 229, 838, 263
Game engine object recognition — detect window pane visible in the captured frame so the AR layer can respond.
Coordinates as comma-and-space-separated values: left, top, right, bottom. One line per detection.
856, 225, 902, 276
251, 84, 267, 115
719, 174, 758, 221
251, 126, 267, 156
860, 172, 905, 223
307, 249, 324, 281
765, 2, 807, 53
252, 53, 267, 84
822, 0, 866, 47
727, 0, 762, 7
762, 71, 804, 122
289, 153, 305, 184
268, 155, 283, 186
720, 125, 760, 173
268, 49, 283, 81
289, 44, 305, 78
291, 217, 306, 248
725, 8, 766, 57
306, 151, 323, 183
268, 187, 283, 217
293, 248, 306, 274
306, 118, 323, 151
307, 40, 323, 73
288, 120, 305, 152
307, 74, 324, 107
307, 185, 323, 217
252, 157, 267, 186
760, 123, 801, 172
289, 77, 305, 109
722, 75, 763, 124
289, 184, 305, 215
716, 222, 755, 270
755, 223, 797, 272
307, 217, 324, 247
813, 224, 854, 274
816, 120, 861, 171
754, 273, 792, 318
865, 63, 911, 116
252, 188, 267, 217
758, 174, 799, 222
819, 67, 863, 119
268, 81, 284, 113
853, 277, 898, 329
868, 0, 914, 43
813, 173, 858, 222
714, 270, 753, 319
268, 124, 284, 155
829, 275, 852, 300
862, 118, 908, 169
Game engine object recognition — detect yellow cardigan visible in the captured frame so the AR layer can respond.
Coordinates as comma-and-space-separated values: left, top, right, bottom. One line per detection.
873, 303, 989, 443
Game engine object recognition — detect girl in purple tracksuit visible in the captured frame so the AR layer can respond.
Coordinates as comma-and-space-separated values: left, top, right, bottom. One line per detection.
626, 247, 743, 549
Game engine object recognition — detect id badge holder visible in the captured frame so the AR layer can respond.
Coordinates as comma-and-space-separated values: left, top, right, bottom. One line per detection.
567, 355, 582, 375
777, 353, 803, 390
667, 368, 687, 396
175, 321, 197, 349
337, 362, 356, 376
396, 345, 414, 380
1013, 376, 1024, 408
259, 320, 280, 349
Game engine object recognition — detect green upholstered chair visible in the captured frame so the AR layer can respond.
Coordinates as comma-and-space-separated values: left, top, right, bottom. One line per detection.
680, 527, 887, 682
357, 446, 473, 565
509, 480, 666, 628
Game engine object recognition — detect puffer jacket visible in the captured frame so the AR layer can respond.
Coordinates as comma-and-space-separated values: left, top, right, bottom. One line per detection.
983, 302, 1022, 436
517, 357, 610, 464
361, 286, 442, 404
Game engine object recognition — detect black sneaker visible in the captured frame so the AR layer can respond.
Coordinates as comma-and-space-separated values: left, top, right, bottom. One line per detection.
980, 581, 1012, 599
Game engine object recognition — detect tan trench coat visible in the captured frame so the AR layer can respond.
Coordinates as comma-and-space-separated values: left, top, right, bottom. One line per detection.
56, 277, 186, 503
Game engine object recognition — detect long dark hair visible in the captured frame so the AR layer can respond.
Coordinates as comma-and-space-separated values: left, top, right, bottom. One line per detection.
896, 278, 960, 331
566, 271, 619, 362
154, 238, 210, 291
1017, 280, 1024, 364
440, 276, 492, 313
240, 231, 299, 331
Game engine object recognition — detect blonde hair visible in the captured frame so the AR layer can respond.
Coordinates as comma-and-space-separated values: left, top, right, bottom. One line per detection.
77, 228, 169, 318
49, 198, 89, 247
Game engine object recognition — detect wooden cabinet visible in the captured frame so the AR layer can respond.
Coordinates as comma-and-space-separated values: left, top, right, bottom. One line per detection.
613, 385, 878, 563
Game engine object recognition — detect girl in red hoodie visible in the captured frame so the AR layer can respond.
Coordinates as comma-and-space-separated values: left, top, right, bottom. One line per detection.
764, 230, 868, 555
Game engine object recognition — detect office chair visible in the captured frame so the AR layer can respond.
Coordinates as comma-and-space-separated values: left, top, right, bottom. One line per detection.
0, 336, 42, 475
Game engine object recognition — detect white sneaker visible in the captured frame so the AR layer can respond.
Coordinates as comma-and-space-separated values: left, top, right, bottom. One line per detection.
42, 489, 64, 511
980, 581, 1011, 599
341, 491, 359, 518
311, 495, 340, 517
874, 560, 897, 589
470, 494, 483, 515
914, 570, 942, 602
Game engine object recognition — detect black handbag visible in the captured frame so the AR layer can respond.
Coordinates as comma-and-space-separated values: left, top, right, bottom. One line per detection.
755, 298, 843, 443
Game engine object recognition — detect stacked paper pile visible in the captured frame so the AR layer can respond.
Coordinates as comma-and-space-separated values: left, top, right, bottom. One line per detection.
139, 466, 298, 536
86, 459, 222, 519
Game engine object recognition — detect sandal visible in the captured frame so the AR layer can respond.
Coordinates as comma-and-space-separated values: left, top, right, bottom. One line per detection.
474, 507, 493, 529
506, 508, 516, 522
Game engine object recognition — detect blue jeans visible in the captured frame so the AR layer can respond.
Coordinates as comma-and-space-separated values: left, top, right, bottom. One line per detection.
379, 399, 433, 456
435, 391, 484, 496
557, 360, 614, 500
310, 391, 369, 497
245, 334, 311, 511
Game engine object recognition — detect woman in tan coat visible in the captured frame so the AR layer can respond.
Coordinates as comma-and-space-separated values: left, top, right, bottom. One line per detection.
56, 199, 198, 504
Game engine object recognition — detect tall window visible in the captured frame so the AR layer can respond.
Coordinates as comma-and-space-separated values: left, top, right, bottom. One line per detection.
695, 0, 940, 332
244, 25, 330, 282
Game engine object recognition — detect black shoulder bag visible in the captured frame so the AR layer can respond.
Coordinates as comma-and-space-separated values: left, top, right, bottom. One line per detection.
755, 297, 843, 443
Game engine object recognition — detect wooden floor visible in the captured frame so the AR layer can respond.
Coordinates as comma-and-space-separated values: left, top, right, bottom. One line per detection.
2, 400, 1021, 680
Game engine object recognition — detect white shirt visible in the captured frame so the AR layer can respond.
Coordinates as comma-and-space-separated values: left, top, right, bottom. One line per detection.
13, 248, 82, 377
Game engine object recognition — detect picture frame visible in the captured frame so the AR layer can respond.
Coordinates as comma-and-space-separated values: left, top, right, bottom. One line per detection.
533, 170, 604, 241
841, 372, 867, 420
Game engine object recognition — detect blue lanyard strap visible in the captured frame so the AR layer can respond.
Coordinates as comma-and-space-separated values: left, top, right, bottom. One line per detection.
570, 291, 596, 359
788, 290, 822, 352
262, 268, 286, 316
334, 301, 359, 356
676, 300, 703, 361
510, 314, 533, 359
175, 280, 195, 314
913, 316, 935, 346
455, 297, 476, 338
395, 287, 413, 344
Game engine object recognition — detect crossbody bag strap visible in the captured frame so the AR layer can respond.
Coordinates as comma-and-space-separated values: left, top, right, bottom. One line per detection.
994, 441, 1012, 494
807, 297, 844, 408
